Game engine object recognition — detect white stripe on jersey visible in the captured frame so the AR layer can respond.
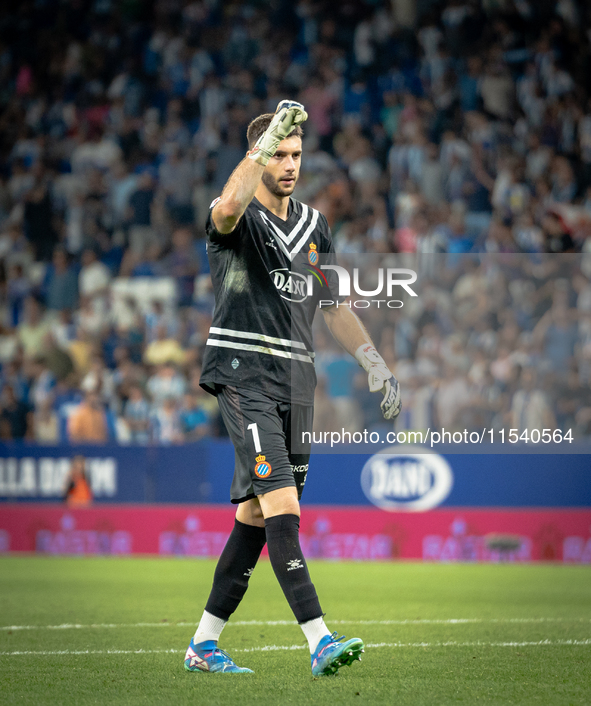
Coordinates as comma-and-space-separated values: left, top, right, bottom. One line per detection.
289, 208, 319, 260
258, 205, 309, 246
263, 223, 293, 261
258, 206, 320, 261
205, 339, 314, 364
209, 327, 314, 355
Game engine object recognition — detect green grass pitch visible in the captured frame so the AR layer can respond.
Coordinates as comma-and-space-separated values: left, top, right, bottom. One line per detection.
1, 557, 590, 705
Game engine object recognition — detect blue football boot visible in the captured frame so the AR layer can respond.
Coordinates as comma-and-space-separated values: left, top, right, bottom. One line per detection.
311, 632, 364, 676
184, 638, 253, 674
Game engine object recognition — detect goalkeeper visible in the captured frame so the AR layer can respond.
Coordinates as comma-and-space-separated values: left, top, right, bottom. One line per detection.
184, 100, 401, 676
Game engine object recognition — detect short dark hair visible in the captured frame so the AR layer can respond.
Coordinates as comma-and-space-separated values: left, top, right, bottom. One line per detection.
247, 113, 304, 150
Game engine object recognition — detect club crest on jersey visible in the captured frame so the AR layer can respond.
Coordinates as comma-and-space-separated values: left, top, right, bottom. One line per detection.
308, 243, 318, 265
254, 454, 272, 478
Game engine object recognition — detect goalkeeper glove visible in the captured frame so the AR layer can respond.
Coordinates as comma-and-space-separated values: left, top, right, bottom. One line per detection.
248, 100, 308, 167
355, 344, 402, 421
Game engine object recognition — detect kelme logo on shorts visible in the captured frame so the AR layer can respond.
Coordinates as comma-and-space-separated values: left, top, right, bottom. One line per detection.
254, 454, 272, 478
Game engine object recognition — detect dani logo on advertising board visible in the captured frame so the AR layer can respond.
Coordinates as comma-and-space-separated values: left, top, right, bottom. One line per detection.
361, 446, 453, 512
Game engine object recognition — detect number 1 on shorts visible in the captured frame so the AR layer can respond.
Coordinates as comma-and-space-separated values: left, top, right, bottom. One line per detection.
247, 423, 262, 453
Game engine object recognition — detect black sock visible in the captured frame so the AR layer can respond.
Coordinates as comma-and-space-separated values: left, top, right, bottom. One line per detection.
264, 514, 323, 624
204, 519, 267, 620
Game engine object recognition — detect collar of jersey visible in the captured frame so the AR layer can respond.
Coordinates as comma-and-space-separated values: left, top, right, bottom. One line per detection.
254, 199, 319, 265
254, 198, 308, 246
253, 196, 295, 224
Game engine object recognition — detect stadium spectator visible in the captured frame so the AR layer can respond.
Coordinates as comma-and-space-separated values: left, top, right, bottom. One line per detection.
143, 324, 187, 367
127, 172, 157, 254
67, 391, 108, 443
6, 263, 32, 326
33, 399, 59, 443
45, 249, 78, 312
0, 384, 32, 440
322, 350, 363, 432
162, 227, 200, 307
159, 147, 195, 225
23, 162, 59, 261
511, 368, 557, 433
81, 355, 115, 403
67, 328, 95, 377
79, 249, 111, 301
147, 364, 186, 406
123, 385, 151, 444
179, 391, 210, 441
17, 297, 49, 359
151, 397, 183, 444
40, 334, 74, 382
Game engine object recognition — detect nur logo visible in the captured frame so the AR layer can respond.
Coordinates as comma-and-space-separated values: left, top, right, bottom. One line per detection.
254, 454, 272, 478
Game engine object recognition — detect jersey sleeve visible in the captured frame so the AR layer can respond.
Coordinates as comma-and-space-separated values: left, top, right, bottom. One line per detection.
205, 197, 244, 247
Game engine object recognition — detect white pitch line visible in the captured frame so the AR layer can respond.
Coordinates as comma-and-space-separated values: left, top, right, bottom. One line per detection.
1, 617, 588, 632
364, 639, 591, 648
1, 639, 590, 657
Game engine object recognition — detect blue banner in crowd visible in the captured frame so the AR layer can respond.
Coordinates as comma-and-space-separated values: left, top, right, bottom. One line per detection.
0, 441, 590, 508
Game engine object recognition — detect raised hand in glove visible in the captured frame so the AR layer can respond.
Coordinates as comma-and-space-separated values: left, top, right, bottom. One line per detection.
248, 100, 308, 167
355, 344, 402, 421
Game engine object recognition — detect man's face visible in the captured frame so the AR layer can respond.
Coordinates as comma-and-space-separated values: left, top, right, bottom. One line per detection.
261, 136, 302, 198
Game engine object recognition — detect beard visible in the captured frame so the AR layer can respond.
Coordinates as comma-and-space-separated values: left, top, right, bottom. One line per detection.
262, 170, 297, 197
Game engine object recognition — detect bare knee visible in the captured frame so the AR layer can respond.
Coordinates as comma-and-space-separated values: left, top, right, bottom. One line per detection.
258, 486, 300, 519
235, 498, 265, 527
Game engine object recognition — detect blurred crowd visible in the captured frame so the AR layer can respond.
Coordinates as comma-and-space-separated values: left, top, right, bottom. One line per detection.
314, 253, 591, 440
2, 0, 591, 442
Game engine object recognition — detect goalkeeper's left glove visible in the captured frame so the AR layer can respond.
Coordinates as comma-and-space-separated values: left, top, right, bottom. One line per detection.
248, 100, 308, 167
355, 344, 402, 421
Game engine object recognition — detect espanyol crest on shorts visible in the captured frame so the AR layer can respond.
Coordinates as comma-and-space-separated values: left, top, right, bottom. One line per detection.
308, 242, 318, 265
254, 454, 272, 478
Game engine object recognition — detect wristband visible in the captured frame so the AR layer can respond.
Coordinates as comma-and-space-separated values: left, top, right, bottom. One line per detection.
354, 343, 386, 372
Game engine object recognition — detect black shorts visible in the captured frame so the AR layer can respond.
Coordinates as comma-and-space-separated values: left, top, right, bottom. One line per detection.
216, 386, 313, 504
